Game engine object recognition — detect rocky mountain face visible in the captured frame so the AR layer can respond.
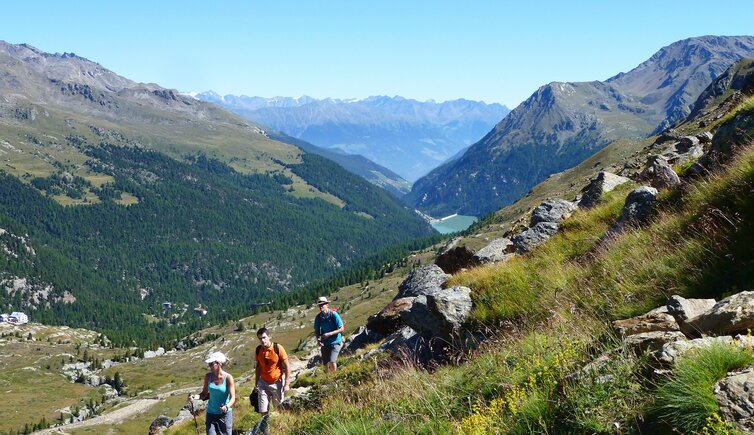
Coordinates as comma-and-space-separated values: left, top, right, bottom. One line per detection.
196, 93, 509, 182
408, 35, 754, 217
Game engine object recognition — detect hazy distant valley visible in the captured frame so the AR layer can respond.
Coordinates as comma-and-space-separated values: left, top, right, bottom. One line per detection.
196, 93, 509, 183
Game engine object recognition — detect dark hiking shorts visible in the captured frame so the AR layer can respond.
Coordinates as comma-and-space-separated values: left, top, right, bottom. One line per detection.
321, 341, 343, 364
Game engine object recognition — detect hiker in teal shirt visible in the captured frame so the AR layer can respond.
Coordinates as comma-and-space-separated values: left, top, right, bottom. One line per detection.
313, 296, 344, 372
189, 351, 236, 435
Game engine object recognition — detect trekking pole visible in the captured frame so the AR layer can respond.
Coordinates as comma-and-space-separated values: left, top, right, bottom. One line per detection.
189, 395, 200, 435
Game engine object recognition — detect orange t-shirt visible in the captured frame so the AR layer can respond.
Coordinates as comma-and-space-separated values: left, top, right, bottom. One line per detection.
256, 344, 288, 383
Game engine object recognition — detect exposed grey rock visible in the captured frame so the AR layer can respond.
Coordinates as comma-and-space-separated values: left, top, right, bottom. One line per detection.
474, 238, 514, 264
530, 198, 577, 225
697, 131, 714, 143
686, 291, 754, 336
666, 295, 717, 335
623, 331, 686, 354
375, 326, 417, 355
654, 336, 736, 365
616, 186, 658, 227
612, 308, 679, 336
396, 265, 450, 299
172, 408, 194, 426
512, 222, 559, 253
641, 155, 681, 189
715, 366, 754, 433
149, 415, 174, 435
679, 135, 701, 148
401, 286, 472, 338
685, 160, 711, 178
344, 326, 383, 353
579, 171, 631, 208
365, 297, 413, 335
435, 246, 480, 274
667, 295, 717, 321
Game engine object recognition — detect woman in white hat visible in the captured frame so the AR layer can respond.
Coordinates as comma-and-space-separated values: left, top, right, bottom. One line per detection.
189, 351, 236, 435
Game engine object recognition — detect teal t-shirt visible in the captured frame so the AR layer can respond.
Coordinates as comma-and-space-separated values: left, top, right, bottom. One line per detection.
314, 309, 343, 346
207, 373, 231, 414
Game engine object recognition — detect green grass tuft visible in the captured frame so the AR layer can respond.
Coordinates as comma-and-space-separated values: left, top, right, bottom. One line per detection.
650, 343, 754, 433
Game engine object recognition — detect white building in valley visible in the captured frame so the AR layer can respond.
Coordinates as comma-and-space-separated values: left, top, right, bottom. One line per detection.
2, 312, 29, 324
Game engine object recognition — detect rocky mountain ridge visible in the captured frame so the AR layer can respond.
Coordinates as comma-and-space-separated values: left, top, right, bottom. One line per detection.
408, 35, 754, 217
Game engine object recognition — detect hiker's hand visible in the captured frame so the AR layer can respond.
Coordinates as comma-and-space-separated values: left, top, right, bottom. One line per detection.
283, 383, 291, 392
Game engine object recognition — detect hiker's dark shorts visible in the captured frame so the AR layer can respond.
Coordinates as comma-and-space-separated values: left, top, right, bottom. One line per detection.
206, 409, 232, 435
321, 341, 343, 364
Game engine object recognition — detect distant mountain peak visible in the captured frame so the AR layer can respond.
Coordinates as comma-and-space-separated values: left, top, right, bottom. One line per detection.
198, 93, 510, 182
408, 35, 754, 217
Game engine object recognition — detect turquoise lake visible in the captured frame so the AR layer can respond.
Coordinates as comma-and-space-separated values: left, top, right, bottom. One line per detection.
430, 215, 478, 234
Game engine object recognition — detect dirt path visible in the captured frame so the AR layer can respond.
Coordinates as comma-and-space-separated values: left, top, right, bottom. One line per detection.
32, 387, 197, 434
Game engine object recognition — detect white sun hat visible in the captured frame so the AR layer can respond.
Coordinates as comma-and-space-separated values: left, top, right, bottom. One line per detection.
204, 351, 227, 365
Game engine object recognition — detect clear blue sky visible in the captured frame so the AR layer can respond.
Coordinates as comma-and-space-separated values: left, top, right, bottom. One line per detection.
4, 1, 753, 107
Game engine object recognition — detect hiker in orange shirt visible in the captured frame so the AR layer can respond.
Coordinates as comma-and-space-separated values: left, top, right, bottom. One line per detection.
254, 327, 291, 416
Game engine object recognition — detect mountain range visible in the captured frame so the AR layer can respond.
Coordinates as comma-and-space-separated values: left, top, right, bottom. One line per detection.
0, 41, 434, 344
195, 92, 509, 182
407, 35, 754, 217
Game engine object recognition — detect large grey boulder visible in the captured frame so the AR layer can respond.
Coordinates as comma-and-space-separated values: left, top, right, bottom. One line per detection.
579, 171, 631, 208
623, 331, 686, 355
666, 295, 717, 336
667, 295, 717, 323
641, 155, 681, 189
401, 286, 472, 338
366, 297, 414, 335
686, 291, 754, 336
344, 326, 383, 353
714, 366, 754, 433
374, 326, 417, 355
396, 265, 450, 299
530, 199, 577, 225
615, 186, 658, 227
612, 306, 679, 336
512, 222, 559, 253
474, 238, 514, 264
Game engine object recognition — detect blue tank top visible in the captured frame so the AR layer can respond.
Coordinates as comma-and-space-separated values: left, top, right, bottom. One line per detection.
207, 373, 231, 414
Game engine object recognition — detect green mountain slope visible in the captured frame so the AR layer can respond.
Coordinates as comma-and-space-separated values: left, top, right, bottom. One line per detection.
0, 41, 434, 345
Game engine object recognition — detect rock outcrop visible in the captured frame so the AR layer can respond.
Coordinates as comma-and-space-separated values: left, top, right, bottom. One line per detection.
612, 306, 679, 336
615, 186, 658, 227
512, 222, 559, 253
686, 291, 754, 336
640, 155, 681, 189
396, 265, 450, 299
473, 237, 514, 264
715, 367, 754, 433
578, 171, 630, 208
401, 286, 473, 338
366, 297, 414, 335
530, 199, 577, 225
